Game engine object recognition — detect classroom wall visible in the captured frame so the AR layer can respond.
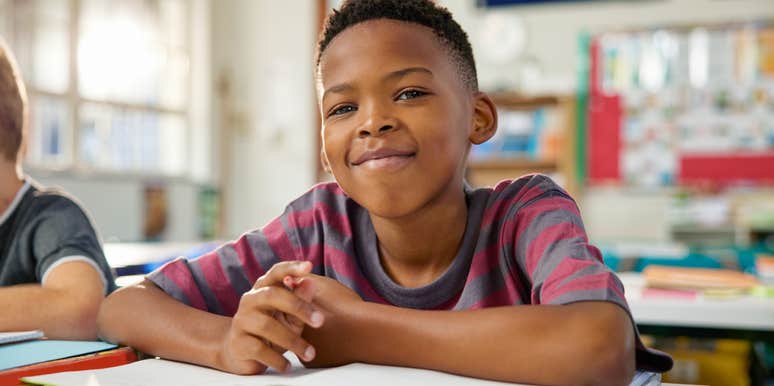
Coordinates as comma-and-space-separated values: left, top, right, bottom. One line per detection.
441, 0, 774, 93
440, 0, 774, 243
211, 1, 318, 238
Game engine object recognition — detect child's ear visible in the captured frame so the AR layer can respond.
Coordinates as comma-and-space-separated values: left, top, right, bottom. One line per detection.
469, 92, 498, 145
320, 146, 332, 173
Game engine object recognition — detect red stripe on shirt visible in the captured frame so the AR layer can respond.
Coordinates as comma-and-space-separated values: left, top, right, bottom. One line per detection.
263, 218, 298, 262
465, 244, 501, 284
288, 202, 352, 237
517, 195, 581, 232
468, 285, 516, 309
162, 260, 208, 311
541, 258, 621, 304
197, 251, 240, 316
524, 222, 586, 277
324, 246, 385, 303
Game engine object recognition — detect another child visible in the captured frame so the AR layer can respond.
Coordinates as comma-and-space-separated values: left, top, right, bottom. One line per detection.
0, 38, 116, 339
98, 1, 671, 384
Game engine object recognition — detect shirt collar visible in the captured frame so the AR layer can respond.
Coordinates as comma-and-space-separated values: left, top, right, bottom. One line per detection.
0, 178, 31, 226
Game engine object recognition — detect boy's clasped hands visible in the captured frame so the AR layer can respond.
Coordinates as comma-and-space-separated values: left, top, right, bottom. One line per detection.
216, 261, 362, 375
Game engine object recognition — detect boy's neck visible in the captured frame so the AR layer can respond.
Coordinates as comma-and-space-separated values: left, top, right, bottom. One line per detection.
0, 160, 24, 215
370, 184, 468, 289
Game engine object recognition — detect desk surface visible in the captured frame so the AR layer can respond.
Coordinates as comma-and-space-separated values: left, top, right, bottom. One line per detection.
20, 356, 674, 386
620, 272, 774, 331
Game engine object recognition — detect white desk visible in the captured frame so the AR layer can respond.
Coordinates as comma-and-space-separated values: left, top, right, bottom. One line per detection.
620, 272, 774, 333
22, 356, 671, 386
22, 356, 521, 386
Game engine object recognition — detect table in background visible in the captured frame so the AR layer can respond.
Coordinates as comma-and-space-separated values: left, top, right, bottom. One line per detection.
620, 272, 774, 342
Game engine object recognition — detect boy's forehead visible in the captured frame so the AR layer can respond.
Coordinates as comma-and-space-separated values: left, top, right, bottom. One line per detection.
318, 19, 456, 90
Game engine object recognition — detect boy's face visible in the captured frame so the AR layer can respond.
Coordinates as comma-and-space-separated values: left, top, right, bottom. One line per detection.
318, 19, 490, 218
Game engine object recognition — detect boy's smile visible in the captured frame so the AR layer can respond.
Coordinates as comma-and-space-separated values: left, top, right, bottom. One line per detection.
349, 144, 415, 172
318, 19, 494, 219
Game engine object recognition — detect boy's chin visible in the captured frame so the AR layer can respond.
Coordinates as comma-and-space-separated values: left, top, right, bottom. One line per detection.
356, 195, 423, 220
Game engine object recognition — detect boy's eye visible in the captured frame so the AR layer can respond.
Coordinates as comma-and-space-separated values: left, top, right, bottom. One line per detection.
396, 89, 427, 101
330, 105, 356, 117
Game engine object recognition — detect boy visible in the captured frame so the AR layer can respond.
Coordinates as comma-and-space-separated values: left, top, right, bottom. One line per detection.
0, 39, 116, 339
98, 1, 672, 384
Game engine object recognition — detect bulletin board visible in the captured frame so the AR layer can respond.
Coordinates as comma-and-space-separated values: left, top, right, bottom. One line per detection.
585, 23, 774, 188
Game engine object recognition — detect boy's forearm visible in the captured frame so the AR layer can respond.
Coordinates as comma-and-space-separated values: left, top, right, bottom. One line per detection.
97, 279, 230, 369
311, 301, 635, 386
0, 284, 101, 340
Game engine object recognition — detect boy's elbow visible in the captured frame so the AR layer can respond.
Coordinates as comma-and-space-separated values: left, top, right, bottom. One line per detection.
582, 339, 635, 386
47, 292, 102, 340
72, 298, 101, 340
96, 287, 128, 343
96, 282, 155, 344
577, 306, 636, 386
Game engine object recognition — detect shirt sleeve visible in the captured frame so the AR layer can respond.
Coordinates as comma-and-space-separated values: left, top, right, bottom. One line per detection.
146, 209, 301, 316
512, 189, 626, 309
32, 197, 116, 294
511, 186, 674, 373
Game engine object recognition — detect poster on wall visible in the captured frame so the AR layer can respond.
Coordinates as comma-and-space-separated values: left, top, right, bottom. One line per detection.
587, 23, 774, 188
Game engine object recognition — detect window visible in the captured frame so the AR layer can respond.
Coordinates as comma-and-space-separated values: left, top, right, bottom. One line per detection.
1, 0, 190, 176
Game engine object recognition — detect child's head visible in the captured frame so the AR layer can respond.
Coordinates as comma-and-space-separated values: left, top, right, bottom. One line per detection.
317, 0, 478, 92
316, 0, 497, 219
0, 38, 26, 167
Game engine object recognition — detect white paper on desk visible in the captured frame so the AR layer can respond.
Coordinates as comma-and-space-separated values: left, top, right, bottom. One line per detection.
303, 362, 518, 386
22, 355, 319, 386
24, 353, 520, 386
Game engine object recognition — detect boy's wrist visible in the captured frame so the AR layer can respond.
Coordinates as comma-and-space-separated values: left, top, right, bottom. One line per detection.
209, 317, 234, 371
341, 301, 382, 362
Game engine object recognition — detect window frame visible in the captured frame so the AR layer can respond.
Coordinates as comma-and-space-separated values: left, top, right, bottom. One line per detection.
5, 0, 193, 180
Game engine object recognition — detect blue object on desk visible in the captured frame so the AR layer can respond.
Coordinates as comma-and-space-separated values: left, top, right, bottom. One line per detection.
633, 252, 722, 272
0, 340, 117, 370
112, 242, 220, 277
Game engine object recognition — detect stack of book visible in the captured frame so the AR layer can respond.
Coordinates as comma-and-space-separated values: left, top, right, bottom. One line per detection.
642, 265, 759, 299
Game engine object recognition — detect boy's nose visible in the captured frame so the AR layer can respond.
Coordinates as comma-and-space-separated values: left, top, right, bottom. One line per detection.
358, 110, 398, 138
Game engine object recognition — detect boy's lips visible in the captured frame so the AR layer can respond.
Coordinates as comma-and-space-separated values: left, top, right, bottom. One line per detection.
350, 147, 416, 166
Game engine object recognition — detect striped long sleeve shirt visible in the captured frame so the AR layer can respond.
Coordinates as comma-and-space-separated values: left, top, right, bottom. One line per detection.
147, 174, 672, 372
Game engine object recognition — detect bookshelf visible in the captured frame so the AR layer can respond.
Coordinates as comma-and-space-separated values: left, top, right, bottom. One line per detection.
467, 93, 578, 195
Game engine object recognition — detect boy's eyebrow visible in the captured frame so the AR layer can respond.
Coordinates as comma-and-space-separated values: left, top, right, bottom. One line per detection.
322, 83, 355, 103
382, 66, 433, 82
322, 67, 433, 103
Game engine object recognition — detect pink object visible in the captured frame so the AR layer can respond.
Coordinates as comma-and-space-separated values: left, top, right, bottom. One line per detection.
641, 287, 699, 301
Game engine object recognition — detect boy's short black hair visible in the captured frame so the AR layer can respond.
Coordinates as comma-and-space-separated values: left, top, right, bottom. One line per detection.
317, 0, 478, 91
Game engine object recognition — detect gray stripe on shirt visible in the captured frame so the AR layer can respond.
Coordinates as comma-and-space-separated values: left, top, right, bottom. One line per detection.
147, 265, 192, 307
217, 245, 253, 295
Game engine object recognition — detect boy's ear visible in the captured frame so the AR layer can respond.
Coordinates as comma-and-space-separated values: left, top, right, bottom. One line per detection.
320, 146, 332, 173
469, 92, 498, 145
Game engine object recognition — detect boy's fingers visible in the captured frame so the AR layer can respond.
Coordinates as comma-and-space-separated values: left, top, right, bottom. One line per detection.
275, 312, 303, 334
279, 277, 318, 330
241, 336, 291, 373
253, 261, 312, 289
243, 286, 324, 328
237, 313, 316, 362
